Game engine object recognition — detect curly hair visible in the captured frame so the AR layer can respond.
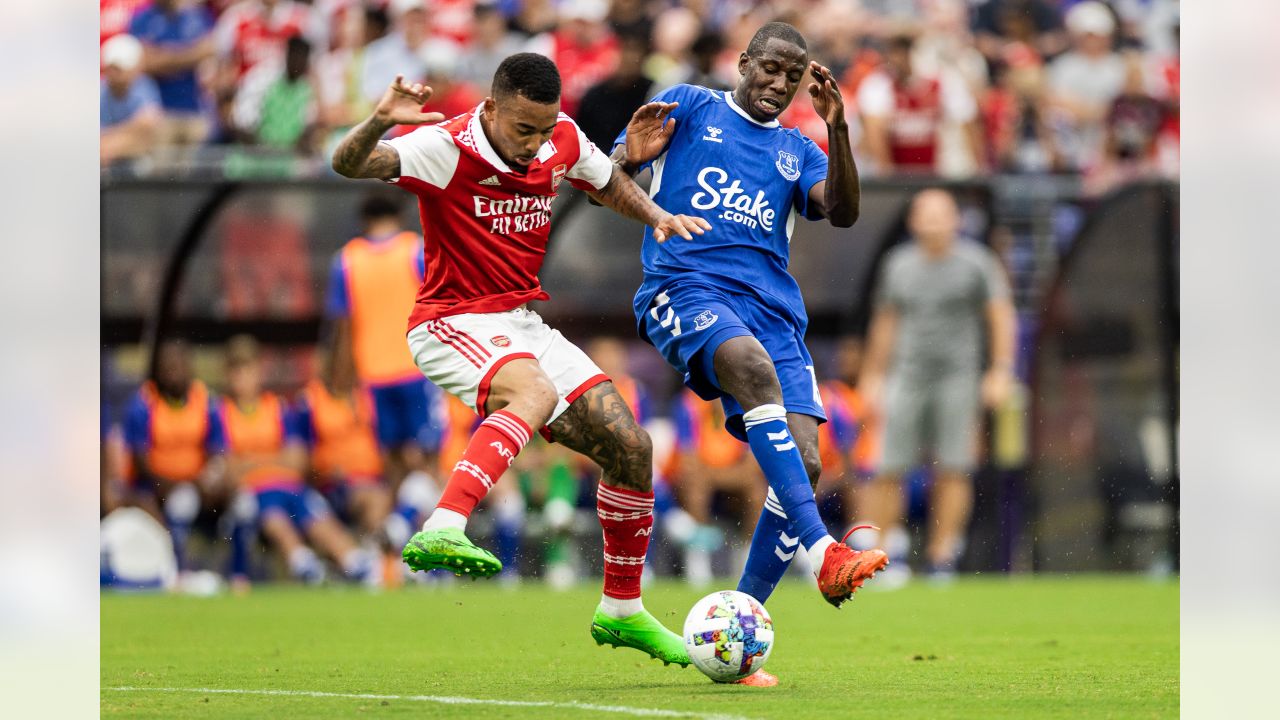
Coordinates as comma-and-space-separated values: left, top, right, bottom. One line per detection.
492, 53, 561, 104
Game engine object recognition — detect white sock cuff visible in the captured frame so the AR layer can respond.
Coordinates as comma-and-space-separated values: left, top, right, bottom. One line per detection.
742, 403, 787, 428
803, 536, 835, 575
422, 508, 468, 532
598, 594, 645, 619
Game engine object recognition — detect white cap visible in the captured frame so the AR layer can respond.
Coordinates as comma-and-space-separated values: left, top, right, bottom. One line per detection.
390, 0, 427, 17
102, 33, 144, 71
560, 0, 607, 23
421, 42, 459, 78
1065, 1, 1116, 37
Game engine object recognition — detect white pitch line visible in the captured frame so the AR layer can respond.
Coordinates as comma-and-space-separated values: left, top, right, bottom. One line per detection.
103, 686, 757, 720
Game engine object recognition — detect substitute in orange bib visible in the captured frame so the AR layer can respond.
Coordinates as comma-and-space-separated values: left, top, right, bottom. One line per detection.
124, 340, 226, 572
219, 335, 376, 586
326, 189, 444, 535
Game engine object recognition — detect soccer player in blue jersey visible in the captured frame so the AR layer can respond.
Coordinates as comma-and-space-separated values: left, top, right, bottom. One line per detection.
613, 22, 889, 684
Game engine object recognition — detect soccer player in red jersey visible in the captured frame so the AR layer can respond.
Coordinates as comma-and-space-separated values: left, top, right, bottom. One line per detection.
331, 53, 709, 666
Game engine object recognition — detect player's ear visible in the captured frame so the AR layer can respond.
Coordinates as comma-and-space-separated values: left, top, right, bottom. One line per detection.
738, 52, 750, 76
483, 96, 497, 117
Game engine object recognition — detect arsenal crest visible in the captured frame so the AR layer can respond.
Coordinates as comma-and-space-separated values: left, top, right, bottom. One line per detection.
490, 335, 512, 347
551, 163, 567, 190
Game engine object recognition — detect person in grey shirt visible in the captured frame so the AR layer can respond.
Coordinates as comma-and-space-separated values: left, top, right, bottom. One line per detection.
858, 188, 1017, 581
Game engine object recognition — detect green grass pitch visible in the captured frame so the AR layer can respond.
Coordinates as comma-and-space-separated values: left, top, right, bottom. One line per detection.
102, 576, 1177, 719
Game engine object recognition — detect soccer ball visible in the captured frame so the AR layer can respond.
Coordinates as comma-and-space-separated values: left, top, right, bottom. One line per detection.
682, 590, 774, 683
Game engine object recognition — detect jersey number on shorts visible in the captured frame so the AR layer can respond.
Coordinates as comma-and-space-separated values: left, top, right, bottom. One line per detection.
650, 291, 682, 337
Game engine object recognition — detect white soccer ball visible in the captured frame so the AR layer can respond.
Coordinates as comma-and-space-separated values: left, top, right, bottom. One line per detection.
682, 590, 774, 683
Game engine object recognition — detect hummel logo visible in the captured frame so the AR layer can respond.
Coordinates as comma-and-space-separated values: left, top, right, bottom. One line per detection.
479, 175, 501, 186
702, 126, 723, 143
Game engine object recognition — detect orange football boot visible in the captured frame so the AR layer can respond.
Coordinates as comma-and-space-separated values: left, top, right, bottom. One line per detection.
816, 525, 889, 608
734, 670, 778, 687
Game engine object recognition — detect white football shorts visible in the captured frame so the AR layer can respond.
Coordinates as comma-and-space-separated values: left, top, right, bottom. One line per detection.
406, 307, 607, 426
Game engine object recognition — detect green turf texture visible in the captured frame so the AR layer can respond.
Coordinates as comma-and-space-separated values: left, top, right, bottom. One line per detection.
102, 576, 1177, 719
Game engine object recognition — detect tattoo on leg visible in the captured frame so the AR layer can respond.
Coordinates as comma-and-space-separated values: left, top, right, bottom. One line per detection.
548, 382, 653, 492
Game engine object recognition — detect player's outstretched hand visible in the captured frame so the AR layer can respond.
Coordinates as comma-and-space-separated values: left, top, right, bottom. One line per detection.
653, 213, 710, 243
807, 62, 846, 126
374, 75, 446, 127
624, 101, 678, 168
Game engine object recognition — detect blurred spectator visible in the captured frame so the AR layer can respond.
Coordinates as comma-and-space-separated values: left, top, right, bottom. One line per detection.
644, 5, 702, 90
981, 46, 1061, 173
859, 189, 1016, 580
360, 0, 460, 105
1045, 1, 1126, 171
973, 0, 1069, 63
315, 3, 374, 143
669, 390, 766, 587
576, 31, 655, 150
102, 0, 151, 47
431, 0, 482, 46
213, 0, 313, 83
1083, 52, 1171, 196
232, 34, 321, 152
914, 0, 989, 177
101, 34, 164, 167
458, 1, 527, 90
386, 45, 482, 138
526, 0, 619, 116
129, 0, 217, 149
325, 190, 443, 538
825, 336, 878, 483
607, 0, 653, 40
858, 32, 982, 176
219, 335, 377, 585
123, 340, 226, 572
685, 30, 731, 90
512, 0, 559, 36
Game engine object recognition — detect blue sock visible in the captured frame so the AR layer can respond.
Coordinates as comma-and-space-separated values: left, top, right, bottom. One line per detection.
742, 404, 829, 549
227, 519, 253, 580
494, 516, 520, 571
737, 493, 799, 604
167, 519, 192, 572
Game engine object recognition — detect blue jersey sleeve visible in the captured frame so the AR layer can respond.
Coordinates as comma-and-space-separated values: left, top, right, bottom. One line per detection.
793, 135, 829, 221
123, 392, 151, 453
325, 253, 350, 317
205, 399, 227, 454
292, 398, 317, 448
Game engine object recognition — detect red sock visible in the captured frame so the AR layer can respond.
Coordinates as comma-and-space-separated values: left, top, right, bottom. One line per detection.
596, 483, 654, 600
436, 410, 532, 516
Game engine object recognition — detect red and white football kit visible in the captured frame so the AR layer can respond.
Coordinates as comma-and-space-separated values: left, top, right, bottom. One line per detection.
385, 104, 615, 423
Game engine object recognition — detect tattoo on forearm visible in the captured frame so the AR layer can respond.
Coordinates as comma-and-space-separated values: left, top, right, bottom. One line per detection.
592, 166, 663, 227
547, 382, 653, 492
332, 117, 399, 179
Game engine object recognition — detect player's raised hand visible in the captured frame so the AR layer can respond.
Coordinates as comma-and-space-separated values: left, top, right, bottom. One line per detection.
373, 75, 446, 127
624, 101, 679, 168
807, 62, 846, 127
652, 212, 711, 243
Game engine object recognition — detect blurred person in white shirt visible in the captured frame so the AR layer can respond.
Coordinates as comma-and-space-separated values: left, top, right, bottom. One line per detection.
101, 34, 163, 166
458, 1, 527, 89
1045, 1, 1126, 171
359, 0, 460, 105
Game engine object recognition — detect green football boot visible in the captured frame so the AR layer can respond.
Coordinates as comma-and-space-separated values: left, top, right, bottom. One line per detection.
590, 608, 690, 667
402, 527, 502, 578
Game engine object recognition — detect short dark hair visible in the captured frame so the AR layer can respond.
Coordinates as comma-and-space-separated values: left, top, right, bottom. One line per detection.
360, 189, 404, 222
746, 22, 806, 57
492, 52, 561, 104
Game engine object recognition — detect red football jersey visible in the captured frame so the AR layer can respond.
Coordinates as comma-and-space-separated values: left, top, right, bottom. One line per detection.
386, 104, 615, 331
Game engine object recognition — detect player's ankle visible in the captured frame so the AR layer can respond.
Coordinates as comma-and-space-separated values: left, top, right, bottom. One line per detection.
598, 594, 644, 619
422, 508, 468, 532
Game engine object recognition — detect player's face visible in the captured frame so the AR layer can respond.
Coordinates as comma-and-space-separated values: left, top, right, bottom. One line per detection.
909, 190, 961, 252
735, 37, 808, 123
484, 94, 561, 169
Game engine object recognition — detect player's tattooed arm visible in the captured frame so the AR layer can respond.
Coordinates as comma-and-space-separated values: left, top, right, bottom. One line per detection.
332, 75, 444, 180
806, 62, 861, 227
590, 165, 711, 242
547, 381, 653, 493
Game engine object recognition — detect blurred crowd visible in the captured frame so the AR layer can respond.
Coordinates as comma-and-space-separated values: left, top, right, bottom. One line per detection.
101, 184, 1021, 591
101, 0, 1179, 193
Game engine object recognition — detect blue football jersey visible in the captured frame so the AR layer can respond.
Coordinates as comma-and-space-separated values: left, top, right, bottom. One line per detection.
614, 84, 829, 330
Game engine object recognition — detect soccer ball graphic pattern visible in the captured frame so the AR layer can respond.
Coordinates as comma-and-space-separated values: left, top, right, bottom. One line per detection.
682, 590, 774, 682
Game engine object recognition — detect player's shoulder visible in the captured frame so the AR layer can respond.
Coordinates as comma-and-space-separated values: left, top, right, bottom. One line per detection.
655, 83, 721, 110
